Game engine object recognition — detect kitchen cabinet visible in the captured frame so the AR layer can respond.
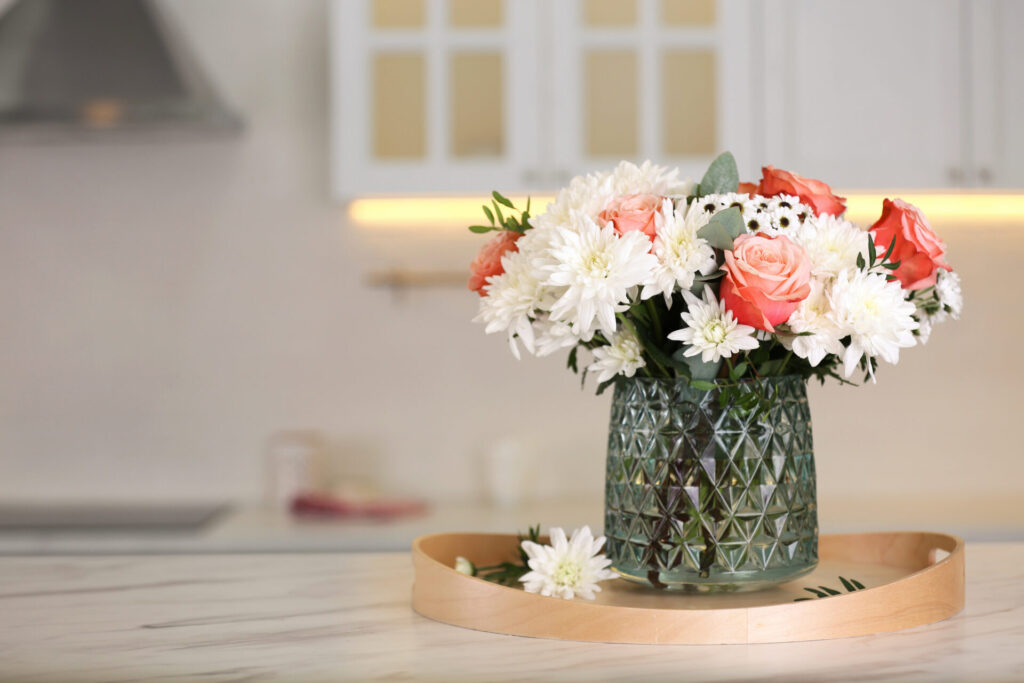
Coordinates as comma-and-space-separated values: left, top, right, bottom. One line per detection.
330, 0, 757, 200
759, 0, 1024, 189
330, 0, 1024, 199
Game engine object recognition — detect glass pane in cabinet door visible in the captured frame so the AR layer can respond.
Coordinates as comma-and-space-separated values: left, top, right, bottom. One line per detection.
449, 0, 502, 27
661, 0, 715, 26
585, 51, 638, 157
583, 0, 636, 26
662, 50, 716, 156
372, 0, 425, 28
451, 53, 504, 158
373, 53, 427, 159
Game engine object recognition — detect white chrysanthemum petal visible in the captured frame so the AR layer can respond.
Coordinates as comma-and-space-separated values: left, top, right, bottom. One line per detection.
640, 198, 717, 306
783, 278, 845, 367
934, 269, 962, 321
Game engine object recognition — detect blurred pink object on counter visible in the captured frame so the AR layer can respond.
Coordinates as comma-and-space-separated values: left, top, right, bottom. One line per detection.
290, 493, 428, 520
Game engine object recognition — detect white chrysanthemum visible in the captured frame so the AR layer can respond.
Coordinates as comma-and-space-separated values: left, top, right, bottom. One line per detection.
933, 269, 962, 322
640, 198, 717, 305
603, 160, 693, 197
914, 311, 934, 344
588, 328, 646, 383
474, 251, 552, 359
540, 212, 658, 339
668, 285, 760, 363
783, 279, 845, 366
792, 214, 868, 279
830, 269, 918, 379
519, 526, 618, 600
532, 315, 580, 357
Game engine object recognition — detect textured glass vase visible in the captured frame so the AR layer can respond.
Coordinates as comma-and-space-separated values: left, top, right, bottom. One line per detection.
604, 375, 818, 592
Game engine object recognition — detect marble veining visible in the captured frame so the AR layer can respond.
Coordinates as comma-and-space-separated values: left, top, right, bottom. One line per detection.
1, 544, 1023, 681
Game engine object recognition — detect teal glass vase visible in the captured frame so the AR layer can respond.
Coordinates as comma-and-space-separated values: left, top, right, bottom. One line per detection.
604, 375, 818, 592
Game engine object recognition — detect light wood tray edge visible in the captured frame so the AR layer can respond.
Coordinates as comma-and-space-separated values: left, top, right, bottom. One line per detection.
411, 531, 965, 645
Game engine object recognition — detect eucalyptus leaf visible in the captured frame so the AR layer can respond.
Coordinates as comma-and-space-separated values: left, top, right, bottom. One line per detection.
697, 207, 744, 251
469, 225, 495, 233
696, 151, 739, 197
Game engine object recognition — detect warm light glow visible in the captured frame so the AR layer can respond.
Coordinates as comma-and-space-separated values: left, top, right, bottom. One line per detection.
350, 193, 1024, 230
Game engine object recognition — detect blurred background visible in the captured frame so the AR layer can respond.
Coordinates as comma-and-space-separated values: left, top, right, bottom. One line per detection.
0, 0, 1019, 553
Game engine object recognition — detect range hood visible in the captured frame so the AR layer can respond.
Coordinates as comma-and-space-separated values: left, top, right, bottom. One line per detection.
0, 0, 242, 140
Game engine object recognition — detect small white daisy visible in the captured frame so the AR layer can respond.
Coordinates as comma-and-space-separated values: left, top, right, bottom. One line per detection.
668, 285, 760, 363
532, 315, 581, 357
520, 526, 618, 600
540, 212, 658, 339
640, 198, 717, 306
830, 269, 918, 379
588, 328, 646, 383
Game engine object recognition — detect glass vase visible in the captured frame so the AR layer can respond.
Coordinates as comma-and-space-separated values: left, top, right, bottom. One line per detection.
604, 375, 818, 592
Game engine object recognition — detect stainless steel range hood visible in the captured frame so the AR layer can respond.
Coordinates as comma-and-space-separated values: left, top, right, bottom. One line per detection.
0, 0, 242, 140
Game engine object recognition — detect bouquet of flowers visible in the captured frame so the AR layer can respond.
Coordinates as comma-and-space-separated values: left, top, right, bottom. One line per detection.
467, 153, 961, 394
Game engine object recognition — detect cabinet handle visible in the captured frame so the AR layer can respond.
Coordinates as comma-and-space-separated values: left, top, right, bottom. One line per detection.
978, 167, 993, 185
946, 167, 965, 184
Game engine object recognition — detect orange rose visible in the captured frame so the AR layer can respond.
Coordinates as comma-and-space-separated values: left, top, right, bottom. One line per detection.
467, 231, 520, 296
598, 194, 662, 239
721, 234, 812, 332
869, 198, 952, 290
737, 181, 759, 197
759, 165, 846, 217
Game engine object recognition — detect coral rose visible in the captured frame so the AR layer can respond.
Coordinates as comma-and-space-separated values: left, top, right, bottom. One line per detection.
759, 165, 847, 217
721, 233, 812, 332
869, 198, 952, 290
467, 230, 520, 296
598, 194, 662, 240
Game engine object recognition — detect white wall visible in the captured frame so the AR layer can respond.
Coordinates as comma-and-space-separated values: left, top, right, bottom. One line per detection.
0, 1, 1018, 511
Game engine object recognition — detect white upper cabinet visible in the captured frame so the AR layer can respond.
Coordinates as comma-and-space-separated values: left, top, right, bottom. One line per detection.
331, 0, 541, 198
759, 0, 965, 188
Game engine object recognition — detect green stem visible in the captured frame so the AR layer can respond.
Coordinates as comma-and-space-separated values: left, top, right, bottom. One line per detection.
778, 349, 794, 375
645, 297, 662, 340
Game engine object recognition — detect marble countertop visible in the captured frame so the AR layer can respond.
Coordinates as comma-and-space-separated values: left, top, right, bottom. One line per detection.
2, 544, 1023, 681
2, 494, 1021, 555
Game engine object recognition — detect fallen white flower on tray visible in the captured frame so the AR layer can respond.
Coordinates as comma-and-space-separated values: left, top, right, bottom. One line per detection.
519, 525, 618, 600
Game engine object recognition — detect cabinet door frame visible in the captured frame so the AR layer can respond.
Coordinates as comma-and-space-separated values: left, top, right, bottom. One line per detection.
330, 0, 541, 200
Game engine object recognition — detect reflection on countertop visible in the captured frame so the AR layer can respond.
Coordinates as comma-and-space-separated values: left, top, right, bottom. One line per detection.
0, 494, 1020, 555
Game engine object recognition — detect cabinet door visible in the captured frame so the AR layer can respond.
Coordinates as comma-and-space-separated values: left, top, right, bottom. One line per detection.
760, 0, 964, 188
969, 0, 1024, 187
548, 0, 758, 183
330, 0, 540, 199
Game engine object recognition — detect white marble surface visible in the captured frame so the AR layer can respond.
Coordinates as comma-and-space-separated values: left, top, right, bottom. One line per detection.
2, 544, 1023, 681
2, 495, 1021, 555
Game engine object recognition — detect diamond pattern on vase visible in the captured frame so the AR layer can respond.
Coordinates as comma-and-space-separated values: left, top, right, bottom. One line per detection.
604, 375, 818, 590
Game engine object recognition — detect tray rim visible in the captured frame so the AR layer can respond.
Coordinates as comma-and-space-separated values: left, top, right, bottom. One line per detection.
411, 530, 965, 644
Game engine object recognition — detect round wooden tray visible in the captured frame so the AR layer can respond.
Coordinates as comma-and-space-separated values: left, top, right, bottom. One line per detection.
412, 531, 964, 644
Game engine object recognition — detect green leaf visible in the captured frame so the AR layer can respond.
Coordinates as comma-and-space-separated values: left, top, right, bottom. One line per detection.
567, 346, 579, 373
595, 378, 616, 396
867, 235, 877, 266
690, 380, 717, 391
850, 578, 866, 590
882, 234, 897, 263
729, 361, 748, 381
482, 204, 495, 225
856, 252, 866, 270
697, 207, 744, 251
696, 151, 739, 197
493, 200, 505, 224
819, 585, 841, 596
469, 225, 495, 233
804, 587, 828, 598
839, 576, 856, 592
492, 191, 515, 209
